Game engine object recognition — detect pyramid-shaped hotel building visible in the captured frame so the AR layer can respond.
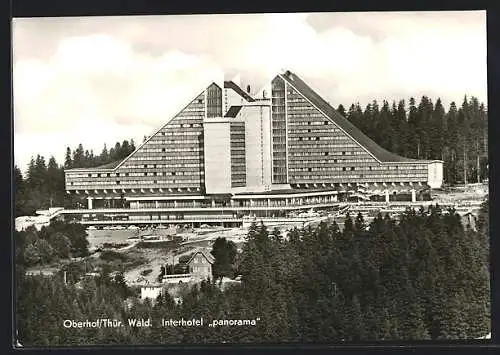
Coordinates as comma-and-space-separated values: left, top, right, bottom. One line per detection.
64, 70, 443, 227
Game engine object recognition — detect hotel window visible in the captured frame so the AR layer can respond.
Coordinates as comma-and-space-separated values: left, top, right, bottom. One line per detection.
342, 167, 346, 171
308, 168, 312, 172
172, 172, 176, 176
162, 148, 166, 152
325, 152, 329, 156
88, 174, 92, 177
154, 180, 157, 184
107, 173, 110, 177
144, 164, 147, 168
125, 172, 129, 176
324, 121, 328, 125
198, 98, 203, 104
334, 159, 338, 163
144, 172, 147, 176
316, 137, 320, 141
116, 181, 120, 185
162, 132, 165, 136
116, 173, 120, 177
342, 152, 346, 155
307, 129, 311, 133
70, 182, 74, 185
97, 173, 101, 177
299, 137, 303, 141
351, 167, 355, 171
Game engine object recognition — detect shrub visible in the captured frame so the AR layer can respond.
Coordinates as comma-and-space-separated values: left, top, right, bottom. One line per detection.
99, 250, 129, 262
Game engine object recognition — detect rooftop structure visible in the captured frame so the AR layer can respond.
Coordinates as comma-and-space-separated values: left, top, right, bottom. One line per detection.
62, 70, 443, 227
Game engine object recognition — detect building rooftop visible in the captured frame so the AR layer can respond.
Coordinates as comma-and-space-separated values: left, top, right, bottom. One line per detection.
65, 159, 125, 171
186, 248, 215, 265
93, 159, 124, 169
280, 71, 423, 164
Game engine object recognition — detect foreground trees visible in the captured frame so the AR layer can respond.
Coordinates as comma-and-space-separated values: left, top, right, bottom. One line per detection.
211, 237, 237, 282
15, 222, 89, 267
16, 204, 490, 345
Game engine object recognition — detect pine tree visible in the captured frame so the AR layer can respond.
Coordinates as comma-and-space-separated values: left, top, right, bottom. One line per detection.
417, 96, 434, 159
407, 97, 419, 158
72, 144, 84, 168
346, 295, 365, 341
84, 150, 90, 168
25, 157, 36, 191
47, 156, 62, 206
113, 142, 121, 161
458, 96, 471, 184
367, 100, 380, 143
337, 104, 346, 117
439, 289, 469, 339
211, 237, 237, 283
390, 100, 408, 156
14, 165, 24, 191
64, 147, 72, 169
430, 98, 445, 160
477, 103, 488, 181
100, 144, 109, 165
378, 100, 394, 151
460, 223, 490, 338
397, 281, 430, 339
445, 102, 459, 184
14, 165, 25, 217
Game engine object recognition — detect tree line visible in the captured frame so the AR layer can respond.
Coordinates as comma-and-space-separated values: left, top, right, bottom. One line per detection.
14, 140, 135, 217
15, 203, 489, 345
338, 95, 488, 185
63, 140, 136, 170
15, 221, 90, 267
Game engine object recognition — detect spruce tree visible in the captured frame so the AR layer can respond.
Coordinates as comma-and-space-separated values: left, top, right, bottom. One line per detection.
64, 147, 72, 169
407, 97, 419, 158
337, 104, 346, 117
444, 102, 459, 183
430, 98, 445, 160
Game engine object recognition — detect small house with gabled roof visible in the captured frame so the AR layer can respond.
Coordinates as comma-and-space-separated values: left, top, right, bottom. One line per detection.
186, 249, 215, 280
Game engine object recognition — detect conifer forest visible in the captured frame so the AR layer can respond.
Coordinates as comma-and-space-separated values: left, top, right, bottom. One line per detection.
15, 205, 490, 345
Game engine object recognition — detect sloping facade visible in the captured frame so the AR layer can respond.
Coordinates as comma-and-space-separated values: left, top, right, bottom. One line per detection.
272, 72, 437, 187
65, 91, 206, 193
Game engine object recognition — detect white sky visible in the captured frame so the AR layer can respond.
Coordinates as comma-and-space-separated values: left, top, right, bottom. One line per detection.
12, 11, 487, 173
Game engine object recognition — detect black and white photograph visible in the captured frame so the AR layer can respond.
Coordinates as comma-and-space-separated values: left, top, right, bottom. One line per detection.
13, 11, 490, 346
